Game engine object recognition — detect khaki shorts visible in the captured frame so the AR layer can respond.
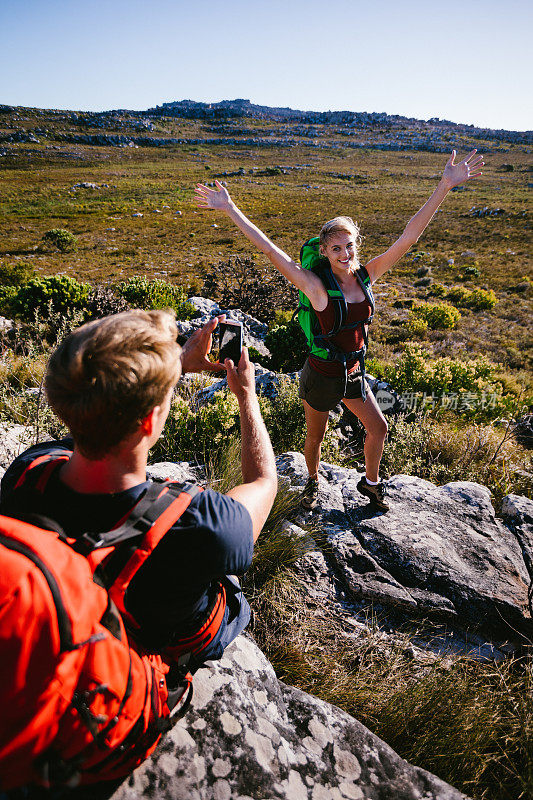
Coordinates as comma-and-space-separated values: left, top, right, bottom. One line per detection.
298, 359, 369, 412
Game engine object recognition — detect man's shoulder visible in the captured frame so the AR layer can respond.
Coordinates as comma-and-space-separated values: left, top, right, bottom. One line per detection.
181, 487, 253, 547
1, 439, 73, 501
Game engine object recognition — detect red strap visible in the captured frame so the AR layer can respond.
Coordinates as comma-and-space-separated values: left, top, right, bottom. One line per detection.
163, 584, 227, 660
14, 452, 71, 491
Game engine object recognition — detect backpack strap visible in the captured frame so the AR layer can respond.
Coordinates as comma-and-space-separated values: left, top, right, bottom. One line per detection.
314, 263, 348, 337
74, 481, 201, 554
13, 451, 72, 492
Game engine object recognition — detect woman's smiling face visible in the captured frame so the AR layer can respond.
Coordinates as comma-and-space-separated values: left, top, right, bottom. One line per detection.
320, 231, 357, 274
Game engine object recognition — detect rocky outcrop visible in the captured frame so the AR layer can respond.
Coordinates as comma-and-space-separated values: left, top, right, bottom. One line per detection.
178, 297, 270, 356
108, 636, 468, 800
277, 452, 533, 655
0, 423, 34, 479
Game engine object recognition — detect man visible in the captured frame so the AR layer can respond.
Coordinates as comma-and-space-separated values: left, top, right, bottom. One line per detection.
0, 309, 277, 672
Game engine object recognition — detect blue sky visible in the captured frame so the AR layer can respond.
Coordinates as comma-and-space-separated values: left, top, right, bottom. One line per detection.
1, 0, 531, 131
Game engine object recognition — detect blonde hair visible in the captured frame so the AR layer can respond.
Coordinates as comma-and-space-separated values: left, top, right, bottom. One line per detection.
319, 216, 362, 270
45, 310, 181, 460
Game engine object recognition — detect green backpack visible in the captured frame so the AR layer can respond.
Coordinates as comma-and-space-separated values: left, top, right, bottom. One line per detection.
296, 237, 375, 398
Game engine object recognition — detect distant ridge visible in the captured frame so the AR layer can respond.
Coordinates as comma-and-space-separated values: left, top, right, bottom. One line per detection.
148, 98, 532, 139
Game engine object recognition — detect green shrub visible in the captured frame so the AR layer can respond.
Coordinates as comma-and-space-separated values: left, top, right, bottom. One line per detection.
465, 288, 498, 310
258, 378, 306, 453
0, 285, 18, 315
115, 276, 196, 319
404, 316, 429, 338
446, 286, 471, 305
264, 320, 308, 373
461, 265, 480, 279
41, 228, 77, 252
0, 261, 36, 287
446, 286, 498, 311
411, 302, 461, 330
151, 391, 240, 463
382, 344, 521, 421
12, 275, 90, 319
427, 282, 447, 298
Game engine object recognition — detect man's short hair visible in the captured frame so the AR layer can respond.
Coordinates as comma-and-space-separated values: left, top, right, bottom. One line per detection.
45, 309, 181, 460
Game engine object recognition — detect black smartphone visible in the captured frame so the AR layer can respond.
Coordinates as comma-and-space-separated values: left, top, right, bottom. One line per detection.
218, 321, 243, 364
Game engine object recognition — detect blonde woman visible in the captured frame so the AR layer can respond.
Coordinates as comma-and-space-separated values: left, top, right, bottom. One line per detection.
196, 150, 483, 511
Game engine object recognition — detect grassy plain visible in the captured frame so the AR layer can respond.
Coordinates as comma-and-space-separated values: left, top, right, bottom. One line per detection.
1, 108, 532, 799
1, 108, 531, 370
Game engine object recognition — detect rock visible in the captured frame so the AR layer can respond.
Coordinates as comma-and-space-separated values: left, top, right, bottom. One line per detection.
512, 412, 533, 449
178, 299, 270, 356
277, 453, 533, 649
147, 461, 203, 484
0, 316, 13, 332
108, 636, 468, 800
501, 494, 533, 579
194, 365, 299, 406
71, 182, 100, 190
0, 423, 33, 470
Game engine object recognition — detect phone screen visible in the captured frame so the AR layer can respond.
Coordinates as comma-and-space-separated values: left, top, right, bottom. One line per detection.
219, 322, 243, 364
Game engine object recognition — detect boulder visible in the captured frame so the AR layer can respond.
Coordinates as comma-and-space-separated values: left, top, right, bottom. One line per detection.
0, 423, 33, 470
501, 494, 533, 578
109, 636, 468, 800
179, 299, 269, 356
277, 452, 533, 650
193, 365, 298, 406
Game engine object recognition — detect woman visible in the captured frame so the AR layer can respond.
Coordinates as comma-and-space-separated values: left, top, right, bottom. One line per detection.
195, 150, 483, 511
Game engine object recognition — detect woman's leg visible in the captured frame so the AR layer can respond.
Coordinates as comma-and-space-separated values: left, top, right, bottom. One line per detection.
342, 392, 388, 482
302, 399, 330, 477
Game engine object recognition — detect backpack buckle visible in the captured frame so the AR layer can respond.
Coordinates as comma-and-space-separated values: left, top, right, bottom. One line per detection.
76, 531, 105, 555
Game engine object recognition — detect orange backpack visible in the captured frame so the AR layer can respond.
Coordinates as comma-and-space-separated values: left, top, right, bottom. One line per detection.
0, 513, 177, 791
8, 450, 227, 665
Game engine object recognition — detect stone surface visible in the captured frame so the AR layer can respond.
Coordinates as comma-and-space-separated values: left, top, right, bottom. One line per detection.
0, 423, 33, 470
177, 298, 270, 356
147, 461, 202, 484
194, 364, 299, 405
109, 636, 468, 800
501, 493, 533, 578
277, 452, 533, 648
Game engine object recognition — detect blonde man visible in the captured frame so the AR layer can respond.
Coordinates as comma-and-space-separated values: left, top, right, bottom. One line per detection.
1, 310, 277, 672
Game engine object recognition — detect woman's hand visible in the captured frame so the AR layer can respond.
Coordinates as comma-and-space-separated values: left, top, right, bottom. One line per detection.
195, 180, 233, 211
441, 149, 484, 191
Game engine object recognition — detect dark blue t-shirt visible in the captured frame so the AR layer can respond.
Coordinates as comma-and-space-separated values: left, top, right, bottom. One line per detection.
0, 440, 254, 658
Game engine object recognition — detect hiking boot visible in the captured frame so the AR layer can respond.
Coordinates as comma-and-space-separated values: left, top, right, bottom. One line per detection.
357, 476, 389, 512
300, 476, 319, 510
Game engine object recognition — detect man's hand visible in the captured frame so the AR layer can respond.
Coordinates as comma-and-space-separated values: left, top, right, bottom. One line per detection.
180, 316, 226, 375
224, 347, 256, 403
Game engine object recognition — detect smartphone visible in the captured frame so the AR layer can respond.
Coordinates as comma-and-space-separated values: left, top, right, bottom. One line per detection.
218, 321, 243, 364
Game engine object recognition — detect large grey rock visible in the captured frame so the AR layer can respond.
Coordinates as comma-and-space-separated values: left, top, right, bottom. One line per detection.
194, 365, 299, 406
277, 452, 532, 647
178, 298, 270, 356
110, 636, 468, 800
501, 494, 533, 577
0, 423, 33, 469
147, 461, 203, 484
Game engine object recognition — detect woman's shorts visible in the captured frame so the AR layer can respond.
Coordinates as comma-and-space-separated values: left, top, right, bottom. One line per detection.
298, 358, 369, 412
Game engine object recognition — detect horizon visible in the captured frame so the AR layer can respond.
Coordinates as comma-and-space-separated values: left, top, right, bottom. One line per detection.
4, 97, 532, 135
1, 0, 531, 133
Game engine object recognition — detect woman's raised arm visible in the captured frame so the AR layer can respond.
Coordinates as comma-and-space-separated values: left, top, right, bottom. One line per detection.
364, 150, 484, 283
195, 181, 326, 306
